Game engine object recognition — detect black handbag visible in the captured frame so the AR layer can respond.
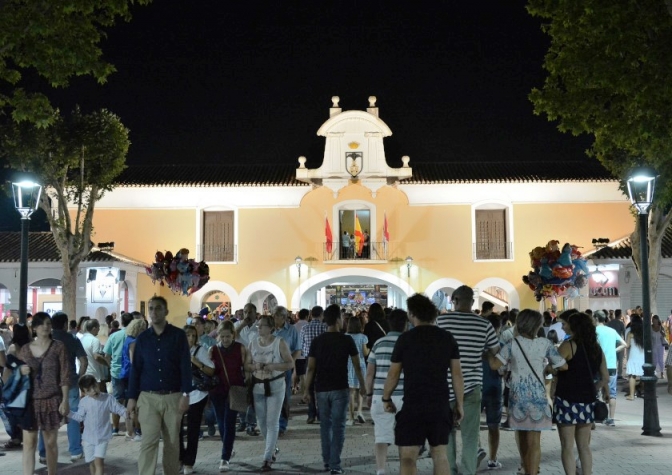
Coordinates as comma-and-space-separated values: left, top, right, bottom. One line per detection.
191, 345, 219, 392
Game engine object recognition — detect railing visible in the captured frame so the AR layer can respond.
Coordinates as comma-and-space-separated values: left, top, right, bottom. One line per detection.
323, 241, 388, 261
473, 241, 512, 260
197, 244, 237, 262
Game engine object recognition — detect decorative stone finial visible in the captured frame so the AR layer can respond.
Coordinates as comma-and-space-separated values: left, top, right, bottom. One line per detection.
331, 96, 340, 107
368, 96, 377, 107
402, 156, 410, 167
298, 156, 307, 169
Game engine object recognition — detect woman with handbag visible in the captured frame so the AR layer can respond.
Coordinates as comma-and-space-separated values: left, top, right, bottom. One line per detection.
244, 315, 294, 472
553, 312, 608, 475
487, 309, 566, 475
179, 325, 215, 475
18, 312, 71, 475
209, 320, 246, 472
120, 318, 146, 441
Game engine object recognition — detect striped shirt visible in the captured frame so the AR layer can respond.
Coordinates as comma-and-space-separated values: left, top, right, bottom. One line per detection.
436, 311, 499, 399
300, 319, 328, 357
368, 331, 403, 397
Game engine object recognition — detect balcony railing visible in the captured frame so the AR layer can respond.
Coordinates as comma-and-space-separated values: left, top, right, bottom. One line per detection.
473, 241, 512, 260
197, 244, 237, 262
323, 241, 388, 261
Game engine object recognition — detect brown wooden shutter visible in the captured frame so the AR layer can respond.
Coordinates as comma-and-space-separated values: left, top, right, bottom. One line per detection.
203, 211, 234, 261
475, 210, 507, 259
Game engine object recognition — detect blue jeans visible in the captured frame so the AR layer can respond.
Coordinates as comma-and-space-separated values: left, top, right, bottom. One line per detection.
279, 370, 293, 432
316, 389, 349, 471
210, 393, 238, 462
39, 385, 82, 457
254, 388, 284, 462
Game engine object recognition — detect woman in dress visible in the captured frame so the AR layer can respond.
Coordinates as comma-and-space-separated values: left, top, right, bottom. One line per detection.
244, 315, 294, 472
18, 312, 70, 475
179, 325, 215, 475
1, 324, 32, 450
120, 318, 147, 440
209, 320, 246, 472
487, 309, 566, 475
626, 315, 645, 400
553, 313, 608, 475
345, 316, 368, 425
651, 315, 666, 378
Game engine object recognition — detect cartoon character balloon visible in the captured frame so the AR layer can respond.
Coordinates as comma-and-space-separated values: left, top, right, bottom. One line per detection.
522, 240, 588, 302
146, 248, 210, 295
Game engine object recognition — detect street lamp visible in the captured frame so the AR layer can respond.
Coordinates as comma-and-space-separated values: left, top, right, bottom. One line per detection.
626, 166, 661, 437
12, 180, 42, 325
295, 256, 302, 278
405, 256, 413, 278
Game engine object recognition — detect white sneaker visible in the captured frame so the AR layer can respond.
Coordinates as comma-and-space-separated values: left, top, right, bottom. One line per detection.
183, 466, 194, 475
133, 434, 143, 442
219, 459, 230, 472
345, 419, 354, 426
70, 453, 84, 463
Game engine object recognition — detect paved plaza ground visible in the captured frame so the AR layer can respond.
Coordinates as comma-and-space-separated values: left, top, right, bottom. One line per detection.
2, 379, 671, 474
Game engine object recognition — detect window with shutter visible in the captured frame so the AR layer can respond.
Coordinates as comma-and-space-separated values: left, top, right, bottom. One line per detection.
475, 209, 508, 259
203, 211, 235, 262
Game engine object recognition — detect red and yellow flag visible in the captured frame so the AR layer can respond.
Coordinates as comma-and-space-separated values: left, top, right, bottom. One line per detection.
325, 217, 333, 254
354, 213, 364, 255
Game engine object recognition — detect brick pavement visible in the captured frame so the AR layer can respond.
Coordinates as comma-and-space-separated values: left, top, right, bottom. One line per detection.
2, 379, 671, 474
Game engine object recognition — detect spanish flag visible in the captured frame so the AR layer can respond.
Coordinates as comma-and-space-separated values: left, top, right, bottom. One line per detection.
354, 213, 364, 256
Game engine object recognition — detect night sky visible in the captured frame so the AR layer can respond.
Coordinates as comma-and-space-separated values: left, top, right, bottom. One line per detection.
42, 0, 590, 168
2, 2, 598, 228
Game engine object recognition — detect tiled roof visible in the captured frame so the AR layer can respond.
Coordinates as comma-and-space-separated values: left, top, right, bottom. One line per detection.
0, 232, 148, 266
113, 160, 615, 187
590, 226, 672, 260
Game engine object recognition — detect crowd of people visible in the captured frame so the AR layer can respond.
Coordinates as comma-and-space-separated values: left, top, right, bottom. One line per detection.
0, 293, 665, 475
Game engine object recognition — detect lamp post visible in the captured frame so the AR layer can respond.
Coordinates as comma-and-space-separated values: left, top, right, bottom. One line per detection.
405, 256, 413, 278
12, 180, 42, 325
295, 256, 302, 278
626, 166, 661, 437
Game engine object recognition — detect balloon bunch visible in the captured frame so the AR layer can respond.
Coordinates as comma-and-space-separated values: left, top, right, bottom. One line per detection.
145, 248, 210, 295
522, 240, 589, 302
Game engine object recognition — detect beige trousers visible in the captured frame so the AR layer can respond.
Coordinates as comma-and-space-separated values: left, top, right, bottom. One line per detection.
137, 392, 183, 475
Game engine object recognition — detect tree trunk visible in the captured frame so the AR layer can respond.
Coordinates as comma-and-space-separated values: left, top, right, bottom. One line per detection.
631, 207, 672, 315
61, 267, 78, 320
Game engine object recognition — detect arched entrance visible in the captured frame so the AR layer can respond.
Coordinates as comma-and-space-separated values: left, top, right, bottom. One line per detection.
473, 277, 520, 311
189, 281, 239, 314
239, 282, 287, 314
290, 268, 416, 311
201, 290, 232, 317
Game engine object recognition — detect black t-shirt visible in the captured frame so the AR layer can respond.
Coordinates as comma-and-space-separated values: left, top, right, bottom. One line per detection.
606, 319, 625, 338
391, 325, 460, 407
309, 331, 358, 392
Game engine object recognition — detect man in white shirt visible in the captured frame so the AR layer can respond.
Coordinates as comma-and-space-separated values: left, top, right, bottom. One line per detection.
80, 319, 109, 392
595, 310, 627, 427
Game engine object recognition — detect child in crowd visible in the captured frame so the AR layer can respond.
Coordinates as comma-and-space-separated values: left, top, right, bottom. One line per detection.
69, 374, 128, 475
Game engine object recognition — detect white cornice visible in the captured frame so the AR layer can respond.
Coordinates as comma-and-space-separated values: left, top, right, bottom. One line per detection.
399, 181, 628, 205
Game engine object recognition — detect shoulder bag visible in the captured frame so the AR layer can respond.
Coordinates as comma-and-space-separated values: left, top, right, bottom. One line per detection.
216, 345, 248, 413
191, 345, 219, 392
513, 337, 553, 414
581, 344, 608, 422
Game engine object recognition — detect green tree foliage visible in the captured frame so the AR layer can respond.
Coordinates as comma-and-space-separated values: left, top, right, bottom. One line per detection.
0, 0, 151, 127
1, 107, 130, 317
527, 0, 672, 312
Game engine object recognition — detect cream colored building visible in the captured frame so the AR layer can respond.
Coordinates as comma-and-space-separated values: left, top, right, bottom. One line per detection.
0, 97, 636, 324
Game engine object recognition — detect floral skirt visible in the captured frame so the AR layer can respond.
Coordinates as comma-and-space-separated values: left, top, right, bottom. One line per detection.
553, 397, 594, 425
24, 395, 63, 431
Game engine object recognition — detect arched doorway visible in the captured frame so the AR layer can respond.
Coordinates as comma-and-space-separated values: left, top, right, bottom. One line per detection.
202, 290, 232, 317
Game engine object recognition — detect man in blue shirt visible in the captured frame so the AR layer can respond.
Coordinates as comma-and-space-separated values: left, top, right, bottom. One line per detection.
103, 312, 133, 435
127, 296, 192, 475
273, 306, 301, 435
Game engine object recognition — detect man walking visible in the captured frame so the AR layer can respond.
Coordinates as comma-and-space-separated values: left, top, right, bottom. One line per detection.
272, 306, 301, 436
436, 285, 499, 475
38, 312, 87, 463
300, 306, 328, 424
607, 309, 626, 379
595, 310, 627, 426
103, 312, 133, 435
305, 304, 367, 475
235, 303, 261, 436
127, 296, 192, 475
383, 294, 464, 475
